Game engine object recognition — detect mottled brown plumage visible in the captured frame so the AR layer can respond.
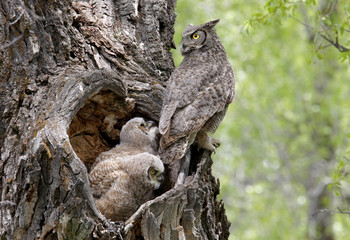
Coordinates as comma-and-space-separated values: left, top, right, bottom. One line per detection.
159, 19, 235, 186
89, 117, 164, 221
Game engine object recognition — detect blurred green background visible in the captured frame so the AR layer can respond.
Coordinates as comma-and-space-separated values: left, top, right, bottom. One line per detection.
173, 0, 350, 239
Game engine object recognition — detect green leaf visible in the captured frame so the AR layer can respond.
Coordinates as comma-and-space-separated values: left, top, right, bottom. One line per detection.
321, 17, 332, 26
317, 52, 323, 60
339, 52, 350, 63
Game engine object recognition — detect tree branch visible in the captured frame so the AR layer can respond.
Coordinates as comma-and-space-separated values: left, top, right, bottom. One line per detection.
289, 15, 350, 52
8, 9, 25, 26
0, 35, 23, 50
312, 208, 350, 217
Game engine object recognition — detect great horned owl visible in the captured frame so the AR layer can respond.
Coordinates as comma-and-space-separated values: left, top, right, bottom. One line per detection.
89, 117, 164, 221
159, 19, 235, 186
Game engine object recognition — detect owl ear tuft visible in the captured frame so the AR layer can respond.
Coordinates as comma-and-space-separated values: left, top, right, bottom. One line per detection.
206, 19, 220, 28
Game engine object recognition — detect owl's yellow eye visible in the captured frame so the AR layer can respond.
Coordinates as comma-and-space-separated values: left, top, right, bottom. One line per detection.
192, 33, 200, 39
139, 122, 146, 130
149, 168, 157, 175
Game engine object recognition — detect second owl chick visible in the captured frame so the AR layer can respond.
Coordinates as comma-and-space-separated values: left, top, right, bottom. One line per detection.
89, 153, 164, 221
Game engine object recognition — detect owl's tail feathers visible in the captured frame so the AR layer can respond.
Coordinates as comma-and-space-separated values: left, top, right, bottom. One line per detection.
159, 135, 196, 189
159, 136, 193, 164
160, 148, 191, 190
175, 150, 191, 186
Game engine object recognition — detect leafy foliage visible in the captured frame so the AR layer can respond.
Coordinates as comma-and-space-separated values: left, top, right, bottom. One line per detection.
173, 0, 350, 239
243, 0, 350, 62
328, 143, 350, 196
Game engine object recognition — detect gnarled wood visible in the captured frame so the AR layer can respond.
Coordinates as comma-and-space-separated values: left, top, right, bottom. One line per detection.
0, 0, 230, 239
125, 151, 230, 240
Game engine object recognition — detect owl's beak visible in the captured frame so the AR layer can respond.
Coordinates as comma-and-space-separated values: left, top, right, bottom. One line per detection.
157, 173, 164, 183
180, 42, 186, 54
140, 120, 156, 135
146, 120, 156, 128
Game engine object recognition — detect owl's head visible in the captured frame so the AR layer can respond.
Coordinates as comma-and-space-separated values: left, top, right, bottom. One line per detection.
129, 153, 164, 190
146, 159, 165, 190
180, 19, 220, 56
120, 117, 159, 150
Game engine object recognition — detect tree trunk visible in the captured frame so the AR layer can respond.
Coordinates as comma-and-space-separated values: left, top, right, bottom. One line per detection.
0, 0, 230, 239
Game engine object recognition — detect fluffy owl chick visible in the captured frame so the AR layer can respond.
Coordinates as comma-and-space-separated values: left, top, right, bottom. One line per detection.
93, 117, 159, 167
159, 19, 235, 186
89, 153, 164, 221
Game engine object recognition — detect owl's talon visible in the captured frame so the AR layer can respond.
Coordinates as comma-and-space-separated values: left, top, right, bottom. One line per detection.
196, 131, 221, 153
212, 138, 221, 148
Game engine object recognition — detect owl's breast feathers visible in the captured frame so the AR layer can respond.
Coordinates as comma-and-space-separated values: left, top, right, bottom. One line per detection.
159, 54, 235, 148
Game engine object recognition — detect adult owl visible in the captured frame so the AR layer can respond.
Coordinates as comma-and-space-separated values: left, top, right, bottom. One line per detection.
159, 19, 235, 186
89, 117, 164, 221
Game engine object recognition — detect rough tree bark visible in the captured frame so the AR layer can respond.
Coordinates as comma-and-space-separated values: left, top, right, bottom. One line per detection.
0, 0, 230, 239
